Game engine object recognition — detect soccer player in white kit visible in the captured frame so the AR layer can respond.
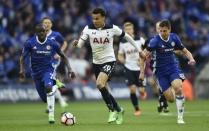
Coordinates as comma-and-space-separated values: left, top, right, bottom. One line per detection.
118, 22, 147, 116
73, 8, 143, 124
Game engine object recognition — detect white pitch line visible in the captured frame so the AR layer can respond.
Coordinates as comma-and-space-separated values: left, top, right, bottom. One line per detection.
141, 111, 209, 117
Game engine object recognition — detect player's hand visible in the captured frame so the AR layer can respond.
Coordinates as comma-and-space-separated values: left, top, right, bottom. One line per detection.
138, 79, 144, 87
188, 59, 196, 66
139, 51, 145, 59
19, 71, 25, 82
72, 40, 78, 47
54, 54, 60, 60
68, 71, 76, 79
139, 73, 144, 81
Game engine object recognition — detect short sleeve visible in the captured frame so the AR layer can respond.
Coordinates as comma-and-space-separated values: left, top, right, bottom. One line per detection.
53, 40, 61, 53
174, 34, 185, 50
80, 26, 89, 41
22, 40, 31, 58
147, 38, 157, 51
112, 25, 125, 37
55, 32, 65, 46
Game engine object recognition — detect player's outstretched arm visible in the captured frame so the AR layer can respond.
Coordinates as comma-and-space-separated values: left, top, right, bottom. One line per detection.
19, 55, 25, 81
123, 33, 145, 58
139, 55, 146, 81
72, 39, 85, 48
182, 48, 196, 65
123, 33, 141, 52
58, 51, 76, 79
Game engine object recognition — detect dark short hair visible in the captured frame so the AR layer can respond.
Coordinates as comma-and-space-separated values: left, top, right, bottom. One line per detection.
41, 17, 52, 23
92, 8, 106, 16
35, 23, 45, 33
159, 20, 171, 29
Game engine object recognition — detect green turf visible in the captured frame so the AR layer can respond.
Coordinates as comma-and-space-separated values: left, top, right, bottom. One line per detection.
0, 100, 208, 131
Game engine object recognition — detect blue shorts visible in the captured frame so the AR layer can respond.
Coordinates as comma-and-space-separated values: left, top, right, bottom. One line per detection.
156, 70, 185, 92
33, 72, 55, 102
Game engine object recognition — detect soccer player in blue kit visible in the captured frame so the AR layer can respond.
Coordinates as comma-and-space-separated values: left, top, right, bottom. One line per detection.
19, 24, 75, 124
139, 20, 195, 124
42, 17, 69, 110
143, 21, 169, 113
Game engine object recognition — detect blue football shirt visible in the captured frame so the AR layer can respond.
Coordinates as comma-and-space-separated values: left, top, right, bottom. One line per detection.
147, 33, 185, 75
22, 36, 61, 77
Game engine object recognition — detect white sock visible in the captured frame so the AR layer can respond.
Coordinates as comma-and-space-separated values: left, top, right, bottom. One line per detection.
55, 89, 67, 107
47, 85, 57, 117
176, 95, 185, 119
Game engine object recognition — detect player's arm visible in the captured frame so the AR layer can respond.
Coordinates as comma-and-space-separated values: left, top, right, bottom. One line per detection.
174, 34, 196, 65
73, 26, 88, 48
117, 43, 125, 64
61, 41, 68, 52
19, 55, 25, 80
139, 38, 155, 80
174, 50, 184, 56
139, 49, 151, 80
56, 48, 75, 79
19, 41, 30, 80
118, 53, 125, 64
73, 38, 86, 48
182, 48, 196, 65
123, 33, 145, 58
123, 33, 141, 52
54, 33, 68, 59
113, 25, 144, 57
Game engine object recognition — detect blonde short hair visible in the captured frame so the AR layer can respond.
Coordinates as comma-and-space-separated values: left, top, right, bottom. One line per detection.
123, 22, 134, 28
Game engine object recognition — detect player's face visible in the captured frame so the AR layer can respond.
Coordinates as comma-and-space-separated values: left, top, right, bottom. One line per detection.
124, 25, 134, 36
159, 27, 170, 39
92, 13, 105, 28
42, 19, 52, 31
36, 27, 47, 40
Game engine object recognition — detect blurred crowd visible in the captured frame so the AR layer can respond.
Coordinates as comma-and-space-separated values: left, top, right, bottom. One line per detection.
0, 0, 209, 84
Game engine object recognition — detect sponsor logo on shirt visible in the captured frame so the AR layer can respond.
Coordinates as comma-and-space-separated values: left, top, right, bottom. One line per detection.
93, 37, 110, 44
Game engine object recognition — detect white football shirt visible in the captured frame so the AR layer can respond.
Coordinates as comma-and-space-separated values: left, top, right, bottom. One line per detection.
119, 37, 145, 71
80, 24, 125, 64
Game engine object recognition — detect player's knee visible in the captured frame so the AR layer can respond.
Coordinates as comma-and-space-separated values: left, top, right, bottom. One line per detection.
96, 82, 105, 89
167, 97, 175, 103
174, 87, 183, 96
165, 94, 175, 103
46, 86, 52, 93
129, 85, 136, 94
164, 90, 175, 103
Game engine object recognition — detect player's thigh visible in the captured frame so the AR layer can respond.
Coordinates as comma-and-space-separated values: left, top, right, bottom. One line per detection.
171, 79, 183, 95
96, 62, 116, 88
163, 87, 175, 103
96, 72, 109, 88
34, 79, 47, 102
156, 75, 170, 93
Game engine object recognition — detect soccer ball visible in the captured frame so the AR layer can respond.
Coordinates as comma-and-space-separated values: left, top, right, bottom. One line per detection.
61, 112, 76, 126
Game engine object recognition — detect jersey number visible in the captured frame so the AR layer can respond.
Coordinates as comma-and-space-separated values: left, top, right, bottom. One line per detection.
103, 65, 111, 72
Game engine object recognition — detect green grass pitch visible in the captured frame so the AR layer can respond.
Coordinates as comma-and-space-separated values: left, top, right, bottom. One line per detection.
0, 100, 208, 131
